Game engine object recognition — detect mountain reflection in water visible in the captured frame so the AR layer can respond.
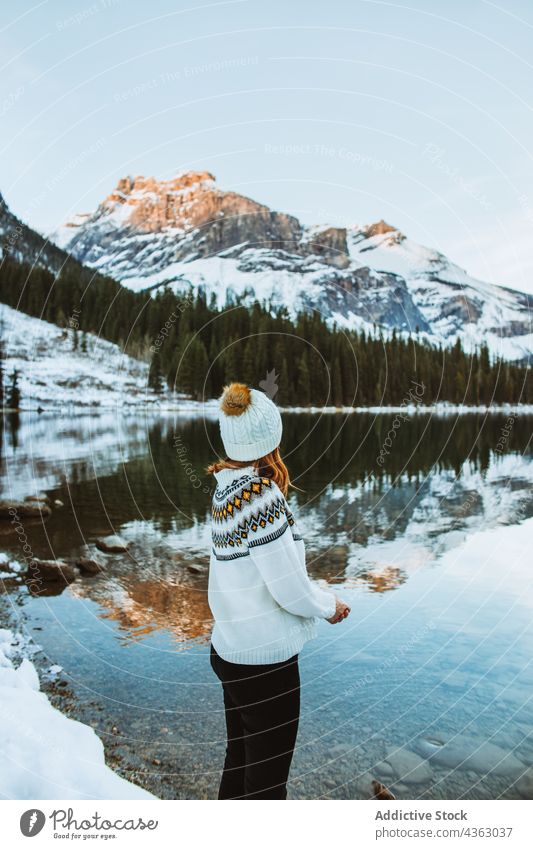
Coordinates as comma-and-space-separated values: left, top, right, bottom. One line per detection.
1, 410, 532, 800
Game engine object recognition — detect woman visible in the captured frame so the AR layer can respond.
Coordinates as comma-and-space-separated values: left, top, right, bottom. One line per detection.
207, 382, 351, 800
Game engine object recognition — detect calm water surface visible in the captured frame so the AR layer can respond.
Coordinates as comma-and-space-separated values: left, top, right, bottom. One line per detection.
1, 410, 532, 799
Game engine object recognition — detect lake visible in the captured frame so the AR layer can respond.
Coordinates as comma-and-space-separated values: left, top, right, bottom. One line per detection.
1, 409, 532, 799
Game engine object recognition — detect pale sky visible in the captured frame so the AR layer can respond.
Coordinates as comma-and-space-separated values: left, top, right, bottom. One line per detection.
2, 0, 533, 293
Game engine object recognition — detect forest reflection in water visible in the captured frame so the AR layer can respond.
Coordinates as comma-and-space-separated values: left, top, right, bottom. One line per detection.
1, 409, 532, 800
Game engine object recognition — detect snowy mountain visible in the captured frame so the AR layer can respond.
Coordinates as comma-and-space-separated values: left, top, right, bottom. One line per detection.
50, 171, 533, 360
0, 192, 70, 274
0, 303, 163, 409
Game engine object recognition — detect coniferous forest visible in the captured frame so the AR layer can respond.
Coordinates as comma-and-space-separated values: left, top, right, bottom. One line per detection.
1, 255, 531, 407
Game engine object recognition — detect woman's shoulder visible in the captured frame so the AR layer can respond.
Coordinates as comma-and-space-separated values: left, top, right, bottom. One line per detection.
211, 469, 284, 521
212, 470, 256, 504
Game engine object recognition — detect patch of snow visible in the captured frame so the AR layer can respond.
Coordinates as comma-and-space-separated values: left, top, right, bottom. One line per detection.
347, 226, 533, 358
0, 304, 164, 410
50, 213, 92, 249
0, 628, 157, 799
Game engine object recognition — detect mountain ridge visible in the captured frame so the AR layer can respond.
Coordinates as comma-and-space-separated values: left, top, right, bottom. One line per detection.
1, 191, 72, 275
49, 170, 533, 360
5, 171, 533, 361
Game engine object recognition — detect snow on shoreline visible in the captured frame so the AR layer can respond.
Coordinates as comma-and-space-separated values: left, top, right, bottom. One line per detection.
13, 402, 533, 415
278, 403, 533, 415
0, 628, 157, 800
10, 399, 533, 416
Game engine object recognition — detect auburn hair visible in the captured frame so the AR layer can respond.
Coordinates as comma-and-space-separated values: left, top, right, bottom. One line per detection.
206, 446, 291, 496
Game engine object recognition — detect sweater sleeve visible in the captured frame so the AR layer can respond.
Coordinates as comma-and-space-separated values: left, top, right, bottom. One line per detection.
247, 485, 336, 620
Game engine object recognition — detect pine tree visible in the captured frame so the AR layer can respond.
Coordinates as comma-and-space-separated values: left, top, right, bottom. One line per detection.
222, 341, 241, 386
454, 369, 466, 401
176, 336, 210, 399
332, 358, 343, 406
190, 337, 210, 400
277, 358, 291, 405
296, 352, 311, 406
242, 338, 256, 385
148, 351, 164, 393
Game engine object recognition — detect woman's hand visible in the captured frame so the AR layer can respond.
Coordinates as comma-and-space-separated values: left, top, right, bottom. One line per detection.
327, 596, 351, 624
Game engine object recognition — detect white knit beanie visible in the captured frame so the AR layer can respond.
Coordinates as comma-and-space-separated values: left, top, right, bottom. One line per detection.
218, 382, 282, 461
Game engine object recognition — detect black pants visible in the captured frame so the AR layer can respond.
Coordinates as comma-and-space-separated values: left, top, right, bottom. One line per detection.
210, 643, 300, 799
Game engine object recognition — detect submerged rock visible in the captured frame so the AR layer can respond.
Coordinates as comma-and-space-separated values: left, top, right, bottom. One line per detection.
27, 559, 78, 583
0, 500, 52, 519
186, 563, 207, 575
76, 557, 104, 575
95, 536, 129, 553
382, 747, 433, 785
24, 493, 49, 503
373, 761, 394, 777
414, 734, 523, 778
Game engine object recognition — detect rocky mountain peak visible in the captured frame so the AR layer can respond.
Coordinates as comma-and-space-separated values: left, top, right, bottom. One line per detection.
46, 174, 533, 361
305, 226, 349, 269
56, 170, 305, 257
363, 220, 402, 239
109, 170, 216, 201
99, 170, 218, 234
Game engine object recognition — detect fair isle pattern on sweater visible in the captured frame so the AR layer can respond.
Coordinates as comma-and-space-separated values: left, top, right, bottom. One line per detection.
207, 464, 336, 663
212, 474, 272, 522
211, 472, 299, 560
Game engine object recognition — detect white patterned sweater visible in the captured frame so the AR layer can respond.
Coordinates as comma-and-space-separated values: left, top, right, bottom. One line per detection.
208, 465, 336, 664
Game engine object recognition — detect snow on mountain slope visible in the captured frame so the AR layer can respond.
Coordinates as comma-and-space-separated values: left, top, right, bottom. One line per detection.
346, 224, 533, 360
0, 192, 69, 274
49, 171, 533, 361
0, 304, 162, 409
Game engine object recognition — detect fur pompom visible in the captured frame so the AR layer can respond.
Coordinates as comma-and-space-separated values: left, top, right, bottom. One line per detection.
220, 382, 252, 416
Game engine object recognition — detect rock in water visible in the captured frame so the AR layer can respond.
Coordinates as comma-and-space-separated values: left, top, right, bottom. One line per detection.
186, 563, 207, 575
0, 500, 52, 519
95, 536, 129, 553
384, 747, 433, 785
27, 559, 78, 583
76, 557, 104, 575
372, 780, 396, 800
416, 733, 523, 778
